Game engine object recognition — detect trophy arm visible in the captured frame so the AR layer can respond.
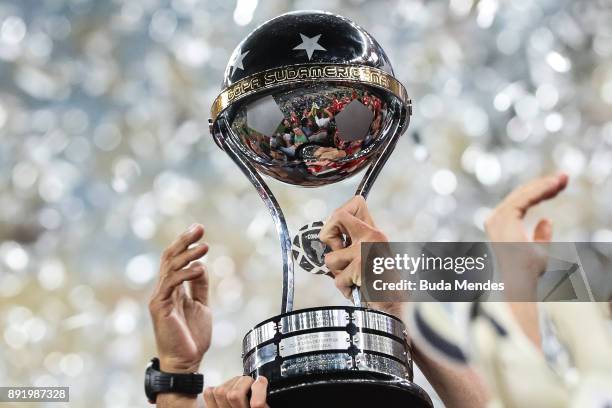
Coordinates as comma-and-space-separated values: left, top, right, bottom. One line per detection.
351, 103, 409, 307
355, 103, 409, 199
211, 117, 295, 314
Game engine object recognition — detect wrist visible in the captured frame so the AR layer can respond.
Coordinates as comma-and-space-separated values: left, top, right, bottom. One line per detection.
502, 275, 538, 301
145, 358, 204, 405
159, 358, 202, 374
156, 393, 198, 408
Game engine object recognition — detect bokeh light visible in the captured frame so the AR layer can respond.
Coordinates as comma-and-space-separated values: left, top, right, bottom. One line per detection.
0, 0, 610, 407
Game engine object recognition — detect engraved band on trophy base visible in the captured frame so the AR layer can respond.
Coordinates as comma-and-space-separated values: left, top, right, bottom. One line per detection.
242, 306, 413, 385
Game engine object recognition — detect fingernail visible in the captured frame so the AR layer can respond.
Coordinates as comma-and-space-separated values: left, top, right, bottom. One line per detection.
187, 223, 199, 233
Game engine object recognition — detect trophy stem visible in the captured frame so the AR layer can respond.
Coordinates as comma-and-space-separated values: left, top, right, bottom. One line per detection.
355, 107, 408, 199
352, 287, 362, 306
212, 119, 294, 314
351, 106, 408, 306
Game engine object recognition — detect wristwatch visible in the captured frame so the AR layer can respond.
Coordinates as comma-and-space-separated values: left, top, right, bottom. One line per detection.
144, 358, 204, 403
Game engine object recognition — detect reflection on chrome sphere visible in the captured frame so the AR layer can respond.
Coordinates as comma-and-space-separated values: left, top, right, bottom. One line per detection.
227, 84, 397, 186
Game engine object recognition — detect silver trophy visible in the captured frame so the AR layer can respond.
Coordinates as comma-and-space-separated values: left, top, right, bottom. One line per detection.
209, 11, 432, 407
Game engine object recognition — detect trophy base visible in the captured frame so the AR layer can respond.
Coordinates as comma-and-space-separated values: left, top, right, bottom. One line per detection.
268, 373, 433, 408
242, 306, 432, 407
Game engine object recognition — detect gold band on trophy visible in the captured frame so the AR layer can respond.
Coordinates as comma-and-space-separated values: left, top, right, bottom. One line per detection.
210, 63, 410, 121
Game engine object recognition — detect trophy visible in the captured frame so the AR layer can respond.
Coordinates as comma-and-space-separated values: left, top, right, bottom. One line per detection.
209, 11, 432, 407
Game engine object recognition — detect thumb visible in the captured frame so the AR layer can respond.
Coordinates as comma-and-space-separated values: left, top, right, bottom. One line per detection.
250, 376, 270, 408
533, 218, 553, 242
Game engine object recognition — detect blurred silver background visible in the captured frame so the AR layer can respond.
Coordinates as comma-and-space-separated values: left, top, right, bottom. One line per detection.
0, 0, 611, 407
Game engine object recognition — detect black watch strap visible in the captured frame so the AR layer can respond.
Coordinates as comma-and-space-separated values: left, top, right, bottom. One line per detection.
145, 358, 204, 403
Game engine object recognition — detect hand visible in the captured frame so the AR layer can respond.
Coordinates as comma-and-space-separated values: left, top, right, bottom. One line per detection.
149, 224, 212, 374
485, 173, 569, 287
319, 196, 383, 298
484, 173, 568, 346
319, 196, 401, 315
204, 376, 270, 408
485, 172, 568, 243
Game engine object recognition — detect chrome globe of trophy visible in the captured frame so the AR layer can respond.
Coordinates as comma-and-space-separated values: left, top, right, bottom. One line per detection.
209, 11, 432, 407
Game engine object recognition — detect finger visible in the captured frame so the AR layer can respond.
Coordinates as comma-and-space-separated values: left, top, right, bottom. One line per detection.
319, 222, 345, 251
333, 261, 359, 299
227, 376, 254, 408
335, 274, 353, 299
319, 196, 374, 248
502, 175, 566, 213
163, 224, 205, 261
204, 386, 218, 408
320, 211, 373, 250
344, 257, 362, 288
188, 261, 210, 305
340, 195, 375, 225
533, 218, 553, 242
250, 376, 270, 408
499, 173, 568, 217
172, 282, 186, 317
320, 197, 369, 251
156, 263, 205, 302
324, 245, 357, 271
212, 377, 239, 408
168, 243, 209, 271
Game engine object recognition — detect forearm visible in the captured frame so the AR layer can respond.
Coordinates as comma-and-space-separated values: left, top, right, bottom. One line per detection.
155, 361, 202, 408
412, 344, 489, 408
503, 275, 541, 347
156, 394, 199, 408
396, 300, 536, 407
384, 304, 489, 408
507, 302, 541, 347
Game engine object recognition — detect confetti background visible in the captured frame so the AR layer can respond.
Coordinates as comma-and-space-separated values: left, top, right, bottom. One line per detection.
0, 0, 611, 407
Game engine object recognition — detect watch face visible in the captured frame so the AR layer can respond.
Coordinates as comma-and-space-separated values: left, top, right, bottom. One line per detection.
144, 359, 158, 403
143, 357, 204, 403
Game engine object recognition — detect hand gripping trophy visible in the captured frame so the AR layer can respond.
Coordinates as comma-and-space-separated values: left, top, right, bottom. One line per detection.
209, 11, 432, 407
